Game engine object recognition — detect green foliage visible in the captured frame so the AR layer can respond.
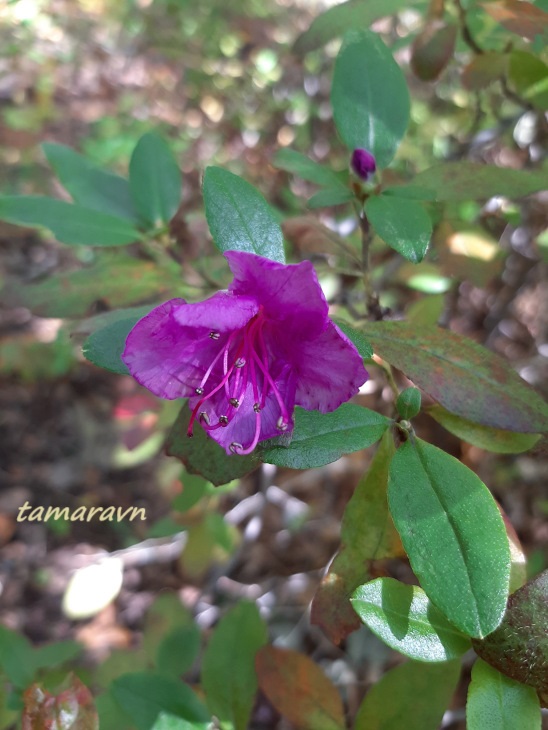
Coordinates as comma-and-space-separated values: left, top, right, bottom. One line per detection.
331, 30, 410, 169
365, 195, 432, 263
351, 578, 472, 662
201, 603, 267, 730
388, 439, 510, 638
261, 405, 391, 469
396, 387, 422, 420
467, 660, 541, 730
203, 167, 285, 263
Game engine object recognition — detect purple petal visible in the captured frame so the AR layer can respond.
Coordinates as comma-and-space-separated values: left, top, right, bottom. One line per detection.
122, 293, 259, 400
225, 251, 329, 339
351, 148, 376, 180
291, 321, 368, 412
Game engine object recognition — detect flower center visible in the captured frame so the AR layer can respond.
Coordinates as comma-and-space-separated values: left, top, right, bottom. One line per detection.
186, 309, 290, 454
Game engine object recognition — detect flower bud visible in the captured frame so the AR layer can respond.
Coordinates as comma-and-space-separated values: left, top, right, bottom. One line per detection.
351, 148, 376, 181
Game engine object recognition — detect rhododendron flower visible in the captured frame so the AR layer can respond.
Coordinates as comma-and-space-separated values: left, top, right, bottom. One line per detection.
122, 252, 367, 455
351, 148, 376, 181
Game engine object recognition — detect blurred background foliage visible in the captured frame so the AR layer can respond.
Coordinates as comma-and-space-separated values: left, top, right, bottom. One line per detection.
0, 0, 547, 727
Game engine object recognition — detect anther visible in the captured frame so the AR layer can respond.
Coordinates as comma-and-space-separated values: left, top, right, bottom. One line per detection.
209, 331, 220, 340
229, 398, 240, 407
195, 387, 204, 395
229, 442, 243, 453
253, 403, 261, 413
276, 416, 288, 431
219, 415, 229, 426
199, 412, 210, 425
235, 358, 246, 368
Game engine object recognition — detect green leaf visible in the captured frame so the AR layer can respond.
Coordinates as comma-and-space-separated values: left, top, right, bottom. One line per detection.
203, 167, 285, 263
361, 321, 548, 433
472, 570, 548, 702
95, 692, 134, 730
331, 319, 373, 359
273, 149, 347, 189
112, 673, 210, 730
0, 196, 140, 246
0, 625, 35, 689
202, 602, 267, 730
2, 256, 179, 318
307, 188, 354, 208
129, 132, 181, 227
508, 51, 548, 110
428, 405, 540, 454
462, 52, 509, 92
256, 646, 346, 730
293, 0, 412, 55
396, 387, 421, 419
412, 162, 548, 202
351, 577, 472, 662
32, 640, 82, 670
311, 432, 402, 644
382, 185, 437, 201
83, 313, 150, 374
467, 660, 541, 730
42, 142, 138, 222
331, 30, 410, 169
171, 473, 209, 512
354, 659, 460, 730
261, 405, 391, 470
165, 403, 259, 487
388, 438, 510, 638
365, 195, 432, 263
156, 625, 201, 679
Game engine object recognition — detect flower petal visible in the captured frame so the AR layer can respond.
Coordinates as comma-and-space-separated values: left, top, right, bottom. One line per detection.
292, 321, 368, 412
122, 294, 257, 400
225, 251, 329, 338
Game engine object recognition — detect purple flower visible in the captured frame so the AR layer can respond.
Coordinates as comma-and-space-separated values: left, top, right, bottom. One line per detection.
122, 252, 367, 455
351, 148, 376, 181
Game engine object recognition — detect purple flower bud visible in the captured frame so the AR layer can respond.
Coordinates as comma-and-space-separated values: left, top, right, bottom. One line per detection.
351, 148, 376, 180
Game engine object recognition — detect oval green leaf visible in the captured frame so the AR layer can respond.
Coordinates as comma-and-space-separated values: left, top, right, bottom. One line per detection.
293, 0, 411, 55
351, 577, 471, 662
261, 404, 392, 470
428, 405, 540, 454
129, 132, 181, 227
0, 196, 139, 246
202, 602, 267, 730
354, 659, 460, 730
273, 149, 347, 190
413, 162, 548, 202
203, 167, 285, 263
42, 142, 138, 222
388, 438, 510, 638
112, 673, 210, 730
331, 30, 410, 169
467, 660, 541, 730
307, 187, 355, 209
256, 646, 346, 730
361, 321, 548, 433
83, 312, 152, 375
365, 195, 432, 263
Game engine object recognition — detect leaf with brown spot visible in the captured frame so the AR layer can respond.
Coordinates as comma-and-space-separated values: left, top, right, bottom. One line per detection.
482, 0, 548, 41
361, 321, 548, 433
473, 570, 548, 707
411, 22, 457, 81
311, 431, 404, 644
255, 646, 345, 730
22, 675, 98, 730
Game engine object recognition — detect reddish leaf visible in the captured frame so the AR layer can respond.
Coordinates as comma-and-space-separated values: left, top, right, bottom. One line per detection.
462, 52, 509, 91
411, 22, 457, 81
311, 432, 404, 644
22, 675, 98, 730
482, 0, 548, 40
255, 646, 345, 730
361, 321, 548, 433
473, 571, 548, 707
